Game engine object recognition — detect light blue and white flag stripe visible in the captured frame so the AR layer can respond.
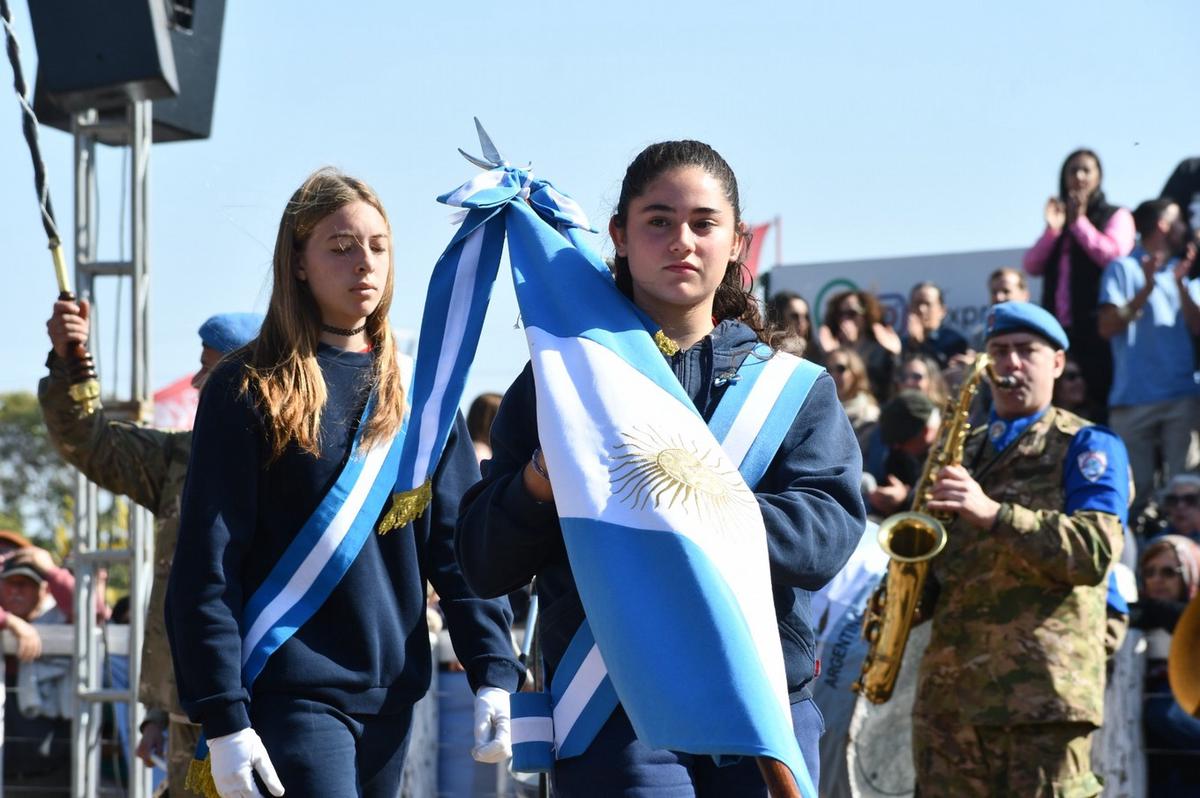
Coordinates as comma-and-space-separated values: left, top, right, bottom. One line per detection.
513, 248, 808, 791
379, 190, 512, 530
514, 345, 824, 763
382, 168, 609, 532
406, 161, 813, 795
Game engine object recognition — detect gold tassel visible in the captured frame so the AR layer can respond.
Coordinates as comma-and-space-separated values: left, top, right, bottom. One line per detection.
377, 479, 433, 534
185, 755, 221, 798
654, 330, 679, 356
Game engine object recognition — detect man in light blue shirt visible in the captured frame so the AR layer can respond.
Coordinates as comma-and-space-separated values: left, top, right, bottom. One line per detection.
1098, 198, 1200, 516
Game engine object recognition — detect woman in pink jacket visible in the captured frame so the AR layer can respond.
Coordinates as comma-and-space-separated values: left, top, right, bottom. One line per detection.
1023, 148, 1134, 420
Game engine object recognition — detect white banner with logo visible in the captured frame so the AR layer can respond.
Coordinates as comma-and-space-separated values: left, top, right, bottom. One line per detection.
767, 248, 1037, 341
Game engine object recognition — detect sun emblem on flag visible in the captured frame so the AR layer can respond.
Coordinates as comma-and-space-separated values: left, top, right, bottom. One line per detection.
609, 427, 755, 527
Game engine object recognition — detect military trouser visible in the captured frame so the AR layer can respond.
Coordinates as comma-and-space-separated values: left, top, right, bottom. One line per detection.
168, 715, 202, 796
912, 715, 1102, 798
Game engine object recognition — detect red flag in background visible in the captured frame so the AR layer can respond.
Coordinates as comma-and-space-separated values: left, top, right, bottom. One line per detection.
743, 222, 773, 280
153, 374, 199, 430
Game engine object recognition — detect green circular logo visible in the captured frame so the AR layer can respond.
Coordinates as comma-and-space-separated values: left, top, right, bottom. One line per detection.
814, 278, 859, 328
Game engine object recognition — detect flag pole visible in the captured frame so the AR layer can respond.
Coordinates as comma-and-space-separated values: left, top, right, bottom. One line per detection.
774, 215, 782, 269
758, 757, 801, 797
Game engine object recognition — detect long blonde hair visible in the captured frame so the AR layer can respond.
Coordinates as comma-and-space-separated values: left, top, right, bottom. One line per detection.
241, 168, 405, 461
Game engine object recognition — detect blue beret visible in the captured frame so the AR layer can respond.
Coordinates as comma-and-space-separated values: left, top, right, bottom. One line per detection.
198, 313, 263, 354
985, 301, 1069, 351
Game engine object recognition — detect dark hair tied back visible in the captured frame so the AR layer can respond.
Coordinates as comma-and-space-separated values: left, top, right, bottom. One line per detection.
610, 140, 767, 342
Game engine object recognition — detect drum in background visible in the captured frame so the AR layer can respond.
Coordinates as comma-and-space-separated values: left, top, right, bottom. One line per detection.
845, 624, 927, 798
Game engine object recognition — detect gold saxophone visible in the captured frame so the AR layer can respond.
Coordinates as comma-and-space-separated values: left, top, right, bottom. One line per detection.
853, 353, 999, 704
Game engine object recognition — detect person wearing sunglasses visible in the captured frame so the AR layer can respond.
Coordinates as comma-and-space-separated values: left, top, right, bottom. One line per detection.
819, 289, 901, 402
827, 348, 879, 438
1131, 534, 1200, 795
1052, 352, 1103, 423
1155, 474, 1200, 546
894, 352, 949, 409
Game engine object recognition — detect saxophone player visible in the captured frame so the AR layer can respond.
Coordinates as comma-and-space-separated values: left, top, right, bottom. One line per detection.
916, 301, 1130, 797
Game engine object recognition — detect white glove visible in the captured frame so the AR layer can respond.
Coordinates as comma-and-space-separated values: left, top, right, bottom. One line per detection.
207, 728, 285, 798
471, 686, 512, 763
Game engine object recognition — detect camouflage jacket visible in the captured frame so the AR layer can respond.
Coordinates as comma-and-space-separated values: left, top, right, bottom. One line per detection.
914, 406, 1124, 726
38, 353, 191, 715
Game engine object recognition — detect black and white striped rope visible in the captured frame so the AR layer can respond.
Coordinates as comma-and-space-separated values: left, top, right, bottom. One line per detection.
1, 0, 62, 248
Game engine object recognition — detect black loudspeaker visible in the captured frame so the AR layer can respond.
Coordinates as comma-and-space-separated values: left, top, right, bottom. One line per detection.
30, 0, 226, 143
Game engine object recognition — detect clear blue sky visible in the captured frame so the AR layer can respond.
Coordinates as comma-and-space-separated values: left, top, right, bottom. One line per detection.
2, 1, 1196, 403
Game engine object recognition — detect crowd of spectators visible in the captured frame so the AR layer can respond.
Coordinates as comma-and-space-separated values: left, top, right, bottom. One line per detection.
1, 528, 111, 791
767, 151, 1200, 794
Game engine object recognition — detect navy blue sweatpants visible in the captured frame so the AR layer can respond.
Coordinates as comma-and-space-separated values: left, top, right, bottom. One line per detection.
249, 694, 414, 798
552, 697, 825, 797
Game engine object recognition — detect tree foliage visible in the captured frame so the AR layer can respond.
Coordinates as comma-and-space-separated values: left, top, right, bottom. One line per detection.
0, 391, 73, 544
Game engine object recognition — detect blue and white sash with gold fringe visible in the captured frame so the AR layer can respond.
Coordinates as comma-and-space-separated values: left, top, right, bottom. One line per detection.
186, 394, 408, 797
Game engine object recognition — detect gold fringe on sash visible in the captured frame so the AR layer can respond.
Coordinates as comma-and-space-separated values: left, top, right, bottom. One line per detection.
185, 755, 220, 798
653, 330, 679, 356
377, 479, 433, 534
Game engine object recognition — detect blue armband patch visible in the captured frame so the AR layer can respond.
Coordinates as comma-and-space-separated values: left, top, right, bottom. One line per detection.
1063, 426, 1130, 525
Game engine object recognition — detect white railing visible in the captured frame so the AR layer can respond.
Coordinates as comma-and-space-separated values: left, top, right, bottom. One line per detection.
2, 624, 130, 798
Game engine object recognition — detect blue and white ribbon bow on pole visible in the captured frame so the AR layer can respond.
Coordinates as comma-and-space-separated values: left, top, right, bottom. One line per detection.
390, 120, 813, 797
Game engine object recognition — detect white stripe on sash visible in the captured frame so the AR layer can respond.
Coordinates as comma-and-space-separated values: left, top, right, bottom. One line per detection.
551, 643, 608, 750
240, 439, 393, 667
720, 353, 801, 468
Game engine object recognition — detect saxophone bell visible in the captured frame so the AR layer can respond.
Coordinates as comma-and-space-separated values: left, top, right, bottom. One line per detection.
877, 511, 947, 563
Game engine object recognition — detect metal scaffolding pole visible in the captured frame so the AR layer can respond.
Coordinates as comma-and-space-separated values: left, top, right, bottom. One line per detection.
69, 100, 154, 798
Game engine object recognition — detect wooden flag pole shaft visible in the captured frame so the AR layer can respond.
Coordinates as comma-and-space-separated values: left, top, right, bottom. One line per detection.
774, 215, 782, 269
51, 242, 100, 412
757, 756, 800, 798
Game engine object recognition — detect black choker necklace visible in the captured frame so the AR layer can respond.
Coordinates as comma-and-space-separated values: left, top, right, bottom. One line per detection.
321, 323, 367, 337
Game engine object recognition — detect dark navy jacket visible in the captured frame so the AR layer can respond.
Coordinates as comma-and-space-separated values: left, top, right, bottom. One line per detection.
456, 320, 866, 701
166, 345, 522, 739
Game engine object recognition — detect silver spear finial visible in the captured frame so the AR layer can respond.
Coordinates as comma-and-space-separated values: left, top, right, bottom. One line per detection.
458, 117, 507, 169
457, 118, 531, 171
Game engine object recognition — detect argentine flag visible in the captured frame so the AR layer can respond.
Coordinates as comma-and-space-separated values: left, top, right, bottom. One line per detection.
401, 135, 812, 795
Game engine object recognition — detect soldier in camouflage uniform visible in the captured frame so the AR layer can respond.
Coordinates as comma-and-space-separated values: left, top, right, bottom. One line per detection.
917, 302, 1130, 797
40, 298, 260, 795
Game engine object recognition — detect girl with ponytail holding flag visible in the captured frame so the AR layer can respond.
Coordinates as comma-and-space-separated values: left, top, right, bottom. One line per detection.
166, 169, 522, 798
456, 140, 867, 796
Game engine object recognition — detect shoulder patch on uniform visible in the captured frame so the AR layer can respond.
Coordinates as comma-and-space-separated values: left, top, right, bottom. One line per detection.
1077, 450, 1108, 482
